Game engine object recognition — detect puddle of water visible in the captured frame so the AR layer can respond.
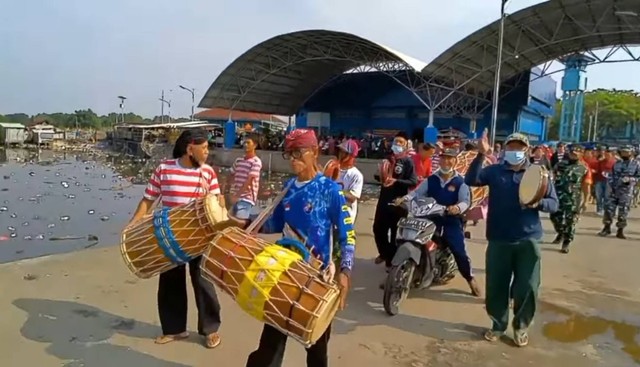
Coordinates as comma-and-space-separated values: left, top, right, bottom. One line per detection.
540, 301, 640, 363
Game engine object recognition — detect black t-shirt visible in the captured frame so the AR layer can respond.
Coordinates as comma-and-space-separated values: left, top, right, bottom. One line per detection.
378, 156, 418, 203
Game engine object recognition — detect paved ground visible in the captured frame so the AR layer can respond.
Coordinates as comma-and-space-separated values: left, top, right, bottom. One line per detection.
1, 203, 639, 367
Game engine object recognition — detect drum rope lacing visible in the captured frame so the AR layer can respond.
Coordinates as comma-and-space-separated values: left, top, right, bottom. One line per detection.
202, 229, 335, 346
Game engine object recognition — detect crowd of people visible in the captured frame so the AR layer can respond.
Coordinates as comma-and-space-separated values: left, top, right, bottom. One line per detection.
127, 127, 640, 366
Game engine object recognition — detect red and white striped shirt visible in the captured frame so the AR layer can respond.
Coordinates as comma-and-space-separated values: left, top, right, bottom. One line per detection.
230, 155, 262, 205
144, 159, 220, 207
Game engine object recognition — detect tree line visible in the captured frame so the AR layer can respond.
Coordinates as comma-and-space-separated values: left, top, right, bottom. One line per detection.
547, 88, 640, 140
0, 110, 191, 130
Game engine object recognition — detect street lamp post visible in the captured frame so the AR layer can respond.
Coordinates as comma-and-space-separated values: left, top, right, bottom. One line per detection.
489, 0, 509, 146
117, 96, 127, 125
179, 85, 196, 121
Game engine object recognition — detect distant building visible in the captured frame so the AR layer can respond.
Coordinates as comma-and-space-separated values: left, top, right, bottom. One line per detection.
0, 122, 27, 146
194, 108, 288, 133
27, 121, 56, 145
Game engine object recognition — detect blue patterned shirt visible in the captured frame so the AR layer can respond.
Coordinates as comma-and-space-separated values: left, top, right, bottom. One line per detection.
263, 173, 356, 271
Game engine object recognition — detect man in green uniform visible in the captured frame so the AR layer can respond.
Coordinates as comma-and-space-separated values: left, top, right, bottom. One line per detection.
466, 131, 559, 347
550, 145, 590, 253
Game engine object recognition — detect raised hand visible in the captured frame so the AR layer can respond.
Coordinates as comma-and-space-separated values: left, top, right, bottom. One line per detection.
478, 128, 490, 154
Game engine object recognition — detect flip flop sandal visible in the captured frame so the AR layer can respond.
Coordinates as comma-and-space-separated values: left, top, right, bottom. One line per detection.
374, 256, 385, 265
154, 332, 189, 345
205, 333, 221, 349
483, 330, 502, 342
514, 330, 529, 347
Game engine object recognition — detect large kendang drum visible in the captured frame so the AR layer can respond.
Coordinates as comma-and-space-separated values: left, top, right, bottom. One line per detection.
200, 227, 341, 347
455, 150, 492, 209
120, 193, 232, 279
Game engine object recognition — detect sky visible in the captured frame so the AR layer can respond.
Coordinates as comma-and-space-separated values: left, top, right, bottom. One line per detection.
1, 0, 639, 118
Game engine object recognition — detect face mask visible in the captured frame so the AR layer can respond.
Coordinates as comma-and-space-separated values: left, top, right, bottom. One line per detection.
439, 167, 453, 175
504, 151, 526, 165
391, 144, 404, 155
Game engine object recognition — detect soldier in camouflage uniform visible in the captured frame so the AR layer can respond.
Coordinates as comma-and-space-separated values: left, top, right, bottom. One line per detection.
550, 145, 590, 254
598, 146, 640, 239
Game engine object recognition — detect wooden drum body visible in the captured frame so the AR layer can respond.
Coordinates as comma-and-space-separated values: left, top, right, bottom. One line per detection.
201, 227, 340, 347
121, 193, 231, 279
455, 150, 492, 208
322, 159, 340, 181
519, 164, 549, 206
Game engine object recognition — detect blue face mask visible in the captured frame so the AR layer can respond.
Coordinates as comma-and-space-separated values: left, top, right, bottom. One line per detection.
391, 144, 404, 155
504, 150, 527, 165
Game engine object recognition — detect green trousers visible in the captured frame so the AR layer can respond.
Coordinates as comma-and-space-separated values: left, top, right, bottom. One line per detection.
485, 239, 541, 332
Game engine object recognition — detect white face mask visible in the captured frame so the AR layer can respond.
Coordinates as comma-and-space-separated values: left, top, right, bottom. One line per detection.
439, 167, 453, 174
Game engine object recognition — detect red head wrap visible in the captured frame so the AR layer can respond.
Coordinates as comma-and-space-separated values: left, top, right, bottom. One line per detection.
284, 128, 318, 151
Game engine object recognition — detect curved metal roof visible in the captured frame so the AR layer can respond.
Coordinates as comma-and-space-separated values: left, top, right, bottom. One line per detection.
423, 0, 640, 95
198, 29, 428, 116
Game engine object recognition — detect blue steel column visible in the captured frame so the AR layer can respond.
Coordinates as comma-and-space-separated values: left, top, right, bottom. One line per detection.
558, 54, 593, 142
224, 119, 235, 149
424, 110, 438, 143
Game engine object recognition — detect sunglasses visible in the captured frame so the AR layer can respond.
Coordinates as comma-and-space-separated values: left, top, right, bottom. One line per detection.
282, 149, 310, 160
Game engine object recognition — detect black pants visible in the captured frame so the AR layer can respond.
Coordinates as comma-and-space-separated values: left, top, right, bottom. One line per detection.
373, 203, 402, 266
157, 256, 221, 336
246, 324, 331, 367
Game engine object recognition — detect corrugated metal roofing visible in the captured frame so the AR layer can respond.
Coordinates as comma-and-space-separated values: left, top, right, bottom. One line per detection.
0, 122, 26, 129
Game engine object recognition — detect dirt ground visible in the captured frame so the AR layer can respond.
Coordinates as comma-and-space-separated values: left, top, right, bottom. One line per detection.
1, 203, 639, 367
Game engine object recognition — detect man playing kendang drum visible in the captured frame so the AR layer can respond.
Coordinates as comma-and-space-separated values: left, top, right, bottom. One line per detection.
550, 144, 591, 253
373, 132, 417, 268
399, 147, 481, 296
598, 145, 640, 239
466, 131, 558, 347
246, 128, 355, 367
128, 128, 223, 349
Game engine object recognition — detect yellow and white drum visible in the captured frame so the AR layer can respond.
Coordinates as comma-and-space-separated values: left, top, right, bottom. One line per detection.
121, 193, 232, 279
519, 164, 550, 206
200, 227, 340, 347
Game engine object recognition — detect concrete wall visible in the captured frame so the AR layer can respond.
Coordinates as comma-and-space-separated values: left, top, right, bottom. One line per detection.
210, 148, 381, 184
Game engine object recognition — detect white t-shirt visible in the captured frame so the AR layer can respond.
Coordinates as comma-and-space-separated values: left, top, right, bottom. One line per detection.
336, 167, 364, 220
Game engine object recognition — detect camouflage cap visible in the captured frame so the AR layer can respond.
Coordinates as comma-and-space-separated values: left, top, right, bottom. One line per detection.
439, 147, 459, 157
505, 133, 530, 147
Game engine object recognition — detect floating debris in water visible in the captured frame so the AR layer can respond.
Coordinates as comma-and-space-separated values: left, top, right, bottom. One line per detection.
23, 235, 32, 240
47, 223, 55, 228
35, 234, 45, 240
83, 188, 91, 192
22, 222, 29, 226
88, 210, 95, 215
0, 206, 7, 212
10, 213, 17, 218
100, 216, 110, 221
10, 233, 17, 238
66, 194, 76, 199
59, 215, 70, 221
28, 172, 36, 177
23, 274, 38, 281
60, 181, 70, 188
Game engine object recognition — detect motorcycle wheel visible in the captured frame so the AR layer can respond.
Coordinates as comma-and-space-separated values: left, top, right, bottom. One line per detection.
383, 260, 415, 316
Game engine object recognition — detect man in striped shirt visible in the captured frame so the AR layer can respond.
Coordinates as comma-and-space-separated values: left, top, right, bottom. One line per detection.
229, 134, 262, 222
128, 129, 223, 349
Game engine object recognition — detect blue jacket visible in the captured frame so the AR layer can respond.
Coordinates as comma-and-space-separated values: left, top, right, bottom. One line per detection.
262, 173, 356, 271
465, 154, 559, 243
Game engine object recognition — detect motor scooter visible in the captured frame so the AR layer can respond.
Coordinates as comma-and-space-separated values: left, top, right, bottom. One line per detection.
382, 197, 457, 316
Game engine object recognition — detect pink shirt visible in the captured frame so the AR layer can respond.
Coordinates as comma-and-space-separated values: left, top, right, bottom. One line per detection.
230, 155, 262, 205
